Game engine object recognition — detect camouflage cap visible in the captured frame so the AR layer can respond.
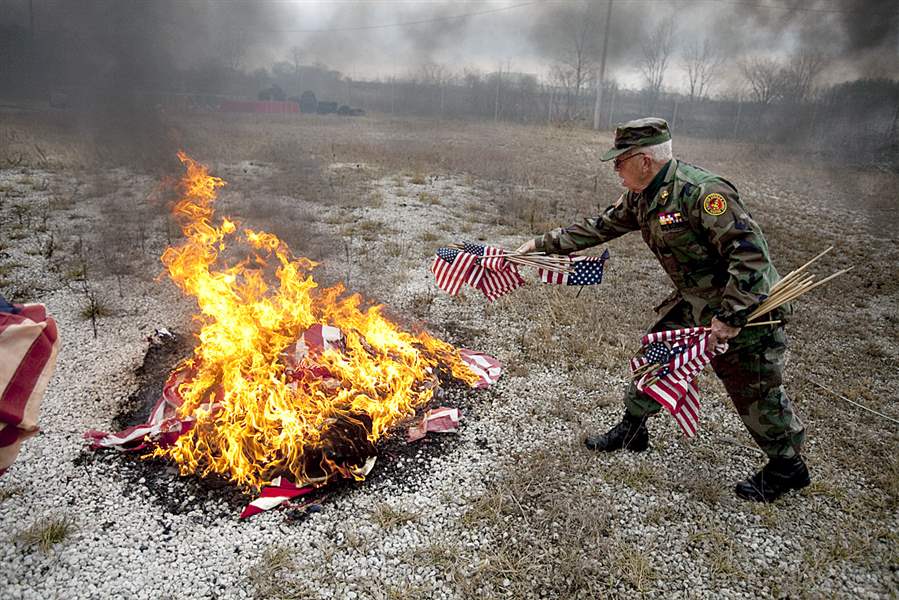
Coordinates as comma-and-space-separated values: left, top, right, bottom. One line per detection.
600, 117, 672, 161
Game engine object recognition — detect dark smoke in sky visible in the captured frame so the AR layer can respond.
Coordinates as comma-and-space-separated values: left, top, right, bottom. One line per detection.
2, 0, 897, 87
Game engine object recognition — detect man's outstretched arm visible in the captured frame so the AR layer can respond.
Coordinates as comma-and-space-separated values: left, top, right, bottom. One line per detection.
517, 193, 639, 254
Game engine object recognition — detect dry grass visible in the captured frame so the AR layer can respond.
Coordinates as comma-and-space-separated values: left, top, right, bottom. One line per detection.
687, 526, 747, 580
247, 545, 312, 600
371, 502, 418, 529
15, 515, 76, 552
79, 296, 112, 320
408, 537, 463, 575
602, 460, 666, 492
611, 540, 658, 593
0, 484, 24, 501
417, 191, 440, 205
459, 445, 623, 596
678, 472, 727, 505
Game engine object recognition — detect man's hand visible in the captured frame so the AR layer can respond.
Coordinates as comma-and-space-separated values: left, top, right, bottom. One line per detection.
708, 317, 741, 352
515, 239, 537, 254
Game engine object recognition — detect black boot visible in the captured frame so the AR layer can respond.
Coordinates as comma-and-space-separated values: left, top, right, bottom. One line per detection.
584, 411, 649, 452
735, 455, 811, 502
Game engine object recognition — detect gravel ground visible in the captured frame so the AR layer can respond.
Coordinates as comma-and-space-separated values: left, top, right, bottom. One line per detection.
0, 114, 896, 599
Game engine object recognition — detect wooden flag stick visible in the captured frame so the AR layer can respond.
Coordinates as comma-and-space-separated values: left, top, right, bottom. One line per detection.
779, 245, 833, 283
762, 276, 815, 308
748, 275, 816, 321
748, 268, 851, 321
745, 320, 781, 327
773, 246, 833, 291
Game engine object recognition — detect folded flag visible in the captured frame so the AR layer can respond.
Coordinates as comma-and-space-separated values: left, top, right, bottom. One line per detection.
407, 406, 461, 442
461, 242, 526, 302
539, 249, 609, 286
459, 348, 502, 389
629, 327, 726, 437
0, 296, 19, 314
0, 302, 60, 475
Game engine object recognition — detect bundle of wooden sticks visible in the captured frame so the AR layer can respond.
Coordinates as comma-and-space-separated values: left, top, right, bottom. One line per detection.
447, 243, 573, 273
746, 246, 852, 322
630, 246, 852, 382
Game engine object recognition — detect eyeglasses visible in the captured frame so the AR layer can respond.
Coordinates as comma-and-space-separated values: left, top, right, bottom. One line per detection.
613, 152, 646, 169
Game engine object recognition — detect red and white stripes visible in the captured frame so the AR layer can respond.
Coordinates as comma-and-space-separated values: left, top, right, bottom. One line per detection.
477, 247, 525, 301
0, 304, 59, 474
631, 327, 726, 438
431, 251, 479, 296
459, 349, 502, 389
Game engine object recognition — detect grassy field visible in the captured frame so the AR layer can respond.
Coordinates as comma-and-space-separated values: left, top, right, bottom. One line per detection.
1, 109, 896, 598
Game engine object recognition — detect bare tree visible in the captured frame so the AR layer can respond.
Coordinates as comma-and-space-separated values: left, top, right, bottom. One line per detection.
415, 62, 453, 116
741, 57, 786, 105
415, 62, 450, 86
781, 52, 827, 104
537, 0, 605, 120
220, 29, 246, 71
683, 38, 723, 102
640, 17, 676, 114
289, 46, 303, 95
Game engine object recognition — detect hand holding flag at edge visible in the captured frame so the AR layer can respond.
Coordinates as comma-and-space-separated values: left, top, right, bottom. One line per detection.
629, 327, 726, 437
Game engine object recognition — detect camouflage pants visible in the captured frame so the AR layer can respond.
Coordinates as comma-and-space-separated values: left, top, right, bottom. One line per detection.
624, 300, 806, 458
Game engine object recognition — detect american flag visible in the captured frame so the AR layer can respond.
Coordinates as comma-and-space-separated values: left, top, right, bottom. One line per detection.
85, 367, 195, 451
431, 247, 480, 296
539, 249, 609, 286
459, 348, 502, 388
629, 327, 725, 437
461, 242, 526, 302
0, 302, 59, 475
239, 476, 315, 519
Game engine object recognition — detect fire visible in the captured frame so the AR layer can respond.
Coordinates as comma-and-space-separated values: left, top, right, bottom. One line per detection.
154, 152, 479, 489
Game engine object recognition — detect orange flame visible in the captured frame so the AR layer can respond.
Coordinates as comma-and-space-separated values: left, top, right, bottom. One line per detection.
154, 152, 479, 489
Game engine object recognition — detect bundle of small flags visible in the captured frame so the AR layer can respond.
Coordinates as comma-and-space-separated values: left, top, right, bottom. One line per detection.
437, 242, 527, 302
629, 327, 727, 437
538, 249, 610, 286
626, 246, 853, 437
431, 242, 609, 301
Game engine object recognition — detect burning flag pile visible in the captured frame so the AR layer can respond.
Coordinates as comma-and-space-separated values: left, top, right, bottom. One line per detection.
87, 152, 498, 516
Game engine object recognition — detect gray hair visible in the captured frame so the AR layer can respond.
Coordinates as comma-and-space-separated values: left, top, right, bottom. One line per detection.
643, 140, 673, 163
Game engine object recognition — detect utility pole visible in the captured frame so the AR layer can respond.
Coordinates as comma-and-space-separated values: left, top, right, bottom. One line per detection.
28, 0, 36, 95
592, 0, 613, 130
494, 63, 502, 122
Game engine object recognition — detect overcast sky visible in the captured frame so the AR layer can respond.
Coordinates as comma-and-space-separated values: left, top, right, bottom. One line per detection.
3, 0, 897, 93
247, 0, 899, 88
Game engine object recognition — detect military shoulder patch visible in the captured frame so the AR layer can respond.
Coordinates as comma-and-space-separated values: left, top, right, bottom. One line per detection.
702, 193, 727, 216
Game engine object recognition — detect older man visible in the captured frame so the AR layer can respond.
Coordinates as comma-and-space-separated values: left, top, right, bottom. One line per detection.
517, 118, 809, 502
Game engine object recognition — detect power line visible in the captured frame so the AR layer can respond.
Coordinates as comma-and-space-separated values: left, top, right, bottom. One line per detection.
193, 0, 539, 33
682, 0, 899, 16
217, 0, 899, 34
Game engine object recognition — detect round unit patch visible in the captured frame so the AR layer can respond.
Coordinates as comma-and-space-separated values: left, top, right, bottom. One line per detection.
703, 193, 727, 216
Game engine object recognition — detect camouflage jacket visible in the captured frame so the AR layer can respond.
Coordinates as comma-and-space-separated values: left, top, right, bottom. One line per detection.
534, 159, 780, 327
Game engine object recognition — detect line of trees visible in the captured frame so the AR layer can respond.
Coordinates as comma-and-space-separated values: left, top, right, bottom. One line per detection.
2, 16, 897, 160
